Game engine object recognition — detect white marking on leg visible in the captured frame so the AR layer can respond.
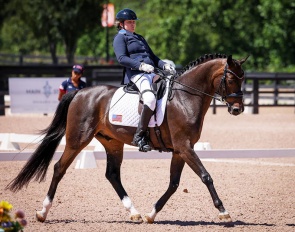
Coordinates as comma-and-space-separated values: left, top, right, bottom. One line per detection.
219, 210, 229, 216
40, 195, 52, 218
147, 206, 157, 221
122, 196, 139, 215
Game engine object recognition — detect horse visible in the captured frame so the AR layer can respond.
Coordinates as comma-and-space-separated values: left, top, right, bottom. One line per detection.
6, 53, 248, 224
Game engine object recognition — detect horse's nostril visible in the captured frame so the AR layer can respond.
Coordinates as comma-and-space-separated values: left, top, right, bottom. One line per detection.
231, 107, 241, 115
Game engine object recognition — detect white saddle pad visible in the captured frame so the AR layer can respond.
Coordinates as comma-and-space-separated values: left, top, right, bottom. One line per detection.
109, 77, 171, 127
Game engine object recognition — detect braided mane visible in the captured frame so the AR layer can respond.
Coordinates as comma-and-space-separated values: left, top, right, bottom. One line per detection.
174, 53, 227, 78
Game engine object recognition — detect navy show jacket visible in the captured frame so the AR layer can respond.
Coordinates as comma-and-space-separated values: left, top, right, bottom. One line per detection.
113, 29, 165, 84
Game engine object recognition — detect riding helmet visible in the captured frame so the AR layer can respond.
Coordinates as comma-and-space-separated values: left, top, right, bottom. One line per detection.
116, 8, 138, 21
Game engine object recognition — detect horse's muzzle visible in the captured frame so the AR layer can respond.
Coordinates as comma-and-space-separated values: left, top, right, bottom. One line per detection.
228, 104, 244, 116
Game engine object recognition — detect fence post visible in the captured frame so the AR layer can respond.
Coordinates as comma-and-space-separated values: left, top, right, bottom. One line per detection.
252, 79, 259, 114
19, 54, 23, 65
0, 73, 6, 115
0, 92, 4, 115
212, 98, 216, 114
274, 79, 279, 105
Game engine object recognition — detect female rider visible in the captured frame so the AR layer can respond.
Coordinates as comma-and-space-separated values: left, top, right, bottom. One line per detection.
113, 8, 176, 152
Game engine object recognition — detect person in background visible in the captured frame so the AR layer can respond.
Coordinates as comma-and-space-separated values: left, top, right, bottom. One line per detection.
58, 64, 87, 101
113, 8, 176, 152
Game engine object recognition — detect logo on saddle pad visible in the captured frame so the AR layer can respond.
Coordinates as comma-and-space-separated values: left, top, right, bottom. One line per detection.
108, 79, 171, 128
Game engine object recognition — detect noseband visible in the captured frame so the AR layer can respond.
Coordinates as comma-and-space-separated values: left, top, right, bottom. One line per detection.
216, 63, 244, 103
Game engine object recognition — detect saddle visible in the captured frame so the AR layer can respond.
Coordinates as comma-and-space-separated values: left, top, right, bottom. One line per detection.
122, 71, 172, 152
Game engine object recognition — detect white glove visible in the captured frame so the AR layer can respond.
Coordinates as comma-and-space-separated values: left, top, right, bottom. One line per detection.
163, 63, 176, 75
139, 63, 154, 73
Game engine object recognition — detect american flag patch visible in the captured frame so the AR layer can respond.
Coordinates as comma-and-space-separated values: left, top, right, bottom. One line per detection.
112, 114, 122, 122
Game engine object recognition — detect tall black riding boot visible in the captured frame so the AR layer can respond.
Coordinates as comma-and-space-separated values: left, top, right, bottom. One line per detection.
132, 105, 154, 152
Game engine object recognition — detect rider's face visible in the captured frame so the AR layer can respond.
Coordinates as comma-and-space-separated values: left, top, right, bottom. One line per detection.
122, 20, 136, 33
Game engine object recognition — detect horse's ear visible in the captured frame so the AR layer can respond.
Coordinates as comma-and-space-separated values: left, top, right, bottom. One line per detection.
239, 55, 250, 65
227, 55, 233, 65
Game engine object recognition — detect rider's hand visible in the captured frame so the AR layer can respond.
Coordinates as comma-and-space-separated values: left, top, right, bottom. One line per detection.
139, 63, 154, 73
163, 63, 176, 75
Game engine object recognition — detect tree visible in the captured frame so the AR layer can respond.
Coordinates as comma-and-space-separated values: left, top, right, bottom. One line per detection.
257, 1, 295, 71
7, 0, 104, 64
137, 0, 295, 71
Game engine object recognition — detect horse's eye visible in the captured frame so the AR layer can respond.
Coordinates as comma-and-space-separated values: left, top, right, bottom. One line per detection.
228, 79, 234, 84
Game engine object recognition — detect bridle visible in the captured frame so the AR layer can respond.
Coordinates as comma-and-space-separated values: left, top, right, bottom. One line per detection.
216, 63, 245, 103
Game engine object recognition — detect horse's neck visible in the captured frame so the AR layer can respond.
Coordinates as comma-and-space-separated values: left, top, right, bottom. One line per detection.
180, 61, 219, 94
177, 61, 222, 112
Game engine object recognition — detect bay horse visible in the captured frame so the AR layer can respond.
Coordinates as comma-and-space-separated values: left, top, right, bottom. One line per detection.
6, 54, 248, 224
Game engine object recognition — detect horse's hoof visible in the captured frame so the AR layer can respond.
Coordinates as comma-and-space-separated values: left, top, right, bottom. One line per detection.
36, 211, 46, 223
218, 211, 232, 222
144, 215, 154, 224
130, 214, 143, 223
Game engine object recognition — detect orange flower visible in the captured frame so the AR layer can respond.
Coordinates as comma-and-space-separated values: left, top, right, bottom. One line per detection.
0, 207, 3, 221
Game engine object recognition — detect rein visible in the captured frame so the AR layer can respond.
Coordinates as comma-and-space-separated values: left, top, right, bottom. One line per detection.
156, 63, 244, 104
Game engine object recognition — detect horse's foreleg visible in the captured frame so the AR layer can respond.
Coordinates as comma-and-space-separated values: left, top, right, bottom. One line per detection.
36, 148, 80, 222
145, 153, 185, 223
104, 145, 143, 223
180, 149, 232, 222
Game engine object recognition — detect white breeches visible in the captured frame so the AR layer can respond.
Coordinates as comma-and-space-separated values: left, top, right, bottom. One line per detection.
130, 73, 156, 111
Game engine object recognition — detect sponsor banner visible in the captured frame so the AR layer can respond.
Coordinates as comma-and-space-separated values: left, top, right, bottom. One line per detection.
8, 77, 85, 114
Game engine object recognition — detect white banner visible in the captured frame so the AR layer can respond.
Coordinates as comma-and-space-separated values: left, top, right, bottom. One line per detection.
9, 77, 85, 114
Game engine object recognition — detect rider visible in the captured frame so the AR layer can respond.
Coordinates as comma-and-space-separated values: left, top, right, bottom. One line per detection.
113, 8, 176, 152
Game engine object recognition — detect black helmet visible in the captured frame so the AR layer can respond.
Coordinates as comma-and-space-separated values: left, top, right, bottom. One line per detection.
116, 8, 138, 21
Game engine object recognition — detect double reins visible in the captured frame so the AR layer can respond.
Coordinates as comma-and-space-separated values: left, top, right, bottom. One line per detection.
156, 63, 244, 104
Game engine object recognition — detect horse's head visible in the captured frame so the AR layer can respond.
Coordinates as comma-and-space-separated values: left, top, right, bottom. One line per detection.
216, 55, 249, 116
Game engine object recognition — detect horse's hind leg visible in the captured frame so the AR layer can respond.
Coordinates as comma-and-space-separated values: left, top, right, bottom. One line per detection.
35, 147, 82, 222
102, 140, 143, 223
36, 128, 94, 222
145, 152, 185, 223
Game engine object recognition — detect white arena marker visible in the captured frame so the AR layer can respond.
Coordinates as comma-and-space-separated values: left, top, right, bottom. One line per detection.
93, 142, 105, 151
0, 133, 20, 151
203, 142, 212, 150
194, 142, 211, 150
75, 151, 97, 169
194, 142, 204, 150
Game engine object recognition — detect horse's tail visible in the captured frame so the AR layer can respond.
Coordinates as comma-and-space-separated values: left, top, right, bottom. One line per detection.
6, 90, 79, 192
